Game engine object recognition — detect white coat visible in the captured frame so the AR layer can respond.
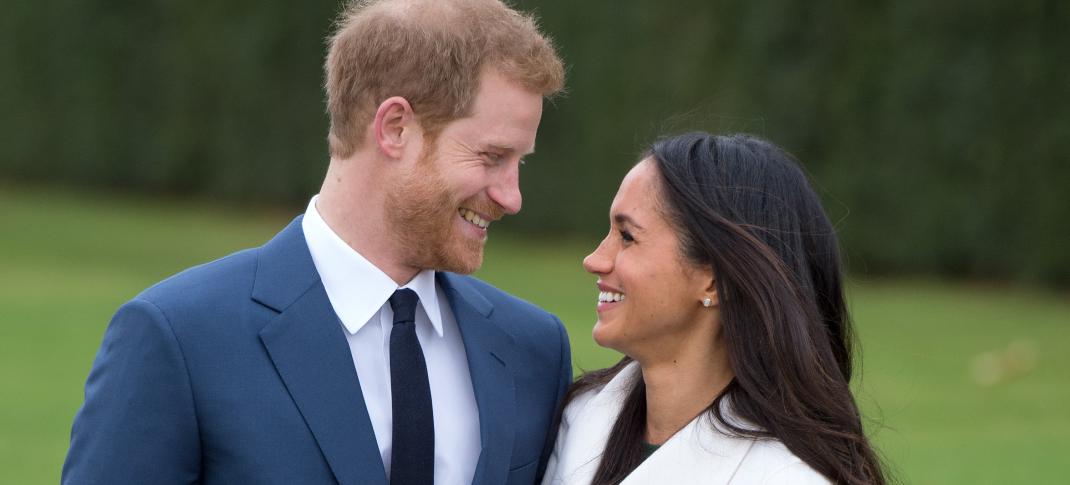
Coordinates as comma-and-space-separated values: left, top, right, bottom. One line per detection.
542, 362, 831, 485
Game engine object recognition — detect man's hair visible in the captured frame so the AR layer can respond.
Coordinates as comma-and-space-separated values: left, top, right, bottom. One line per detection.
324, 0, 565, 158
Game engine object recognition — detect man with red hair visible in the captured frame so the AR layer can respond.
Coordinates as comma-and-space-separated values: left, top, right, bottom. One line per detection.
63, 1, 570, 484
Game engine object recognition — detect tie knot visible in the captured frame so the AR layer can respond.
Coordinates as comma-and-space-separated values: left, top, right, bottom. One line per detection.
389, 288, 419, 325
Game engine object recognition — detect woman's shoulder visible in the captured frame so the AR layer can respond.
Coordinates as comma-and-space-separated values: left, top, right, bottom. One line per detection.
704, 397, 829, 484
561, 361, 642, 422
737, 439, 830, 485
559, 386, 599, 424
543, 363, 642, 485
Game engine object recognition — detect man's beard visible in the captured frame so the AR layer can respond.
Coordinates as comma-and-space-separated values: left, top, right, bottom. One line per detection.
384, 147, 487, 275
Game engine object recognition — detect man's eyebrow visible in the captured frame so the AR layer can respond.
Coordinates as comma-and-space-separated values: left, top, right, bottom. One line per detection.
487, 143, 535, 156
613, 213, 644, 231
485, 143, 514, 152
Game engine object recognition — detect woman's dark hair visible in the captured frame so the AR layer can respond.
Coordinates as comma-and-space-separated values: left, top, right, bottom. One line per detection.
568, 132, 887, 485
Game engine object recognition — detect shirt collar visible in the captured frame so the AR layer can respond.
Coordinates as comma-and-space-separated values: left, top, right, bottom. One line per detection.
302, 195, 444, 337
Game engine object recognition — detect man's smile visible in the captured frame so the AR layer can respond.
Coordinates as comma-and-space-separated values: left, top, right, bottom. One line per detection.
459, 207, 491, 229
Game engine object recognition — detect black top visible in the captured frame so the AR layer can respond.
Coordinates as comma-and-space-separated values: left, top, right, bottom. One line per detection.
641, 441, 661, 461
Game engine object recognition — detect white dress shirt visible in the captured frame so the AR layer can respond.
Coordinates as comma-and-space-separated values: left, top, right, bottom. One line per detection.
302, 196, 481, 484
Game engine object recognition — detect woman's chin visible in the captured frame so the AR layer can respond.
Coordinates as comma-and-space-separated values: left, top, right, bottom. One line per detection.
592, 321, 624, 353
591, 321, 610, 347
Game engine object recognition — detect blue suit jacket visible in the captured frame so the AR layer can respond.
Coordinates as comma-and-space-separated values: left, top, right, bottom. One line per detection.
63, 217, 572, 485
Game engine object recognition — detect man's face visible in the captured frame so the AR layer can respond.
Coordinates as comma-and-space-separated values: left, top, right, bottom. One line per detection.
385, 69, 544, 274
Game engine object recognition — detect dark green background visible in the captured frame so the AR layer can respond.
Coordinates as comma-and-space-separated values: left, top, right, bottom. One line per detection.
3, 0, 1067, 284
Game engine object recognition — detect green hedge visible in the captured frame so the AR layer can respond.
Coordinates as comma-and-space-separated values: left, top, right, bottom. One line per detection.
2, 0, 1067, 285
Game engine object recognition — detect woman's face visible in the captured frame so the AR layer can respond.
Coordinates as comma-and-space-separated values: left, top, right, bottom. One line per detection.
582, 159, 716, 361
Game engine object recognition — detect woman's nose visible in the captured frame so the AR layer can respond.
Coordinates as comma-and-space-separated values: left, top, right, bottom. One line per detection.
582, 237, 613, 275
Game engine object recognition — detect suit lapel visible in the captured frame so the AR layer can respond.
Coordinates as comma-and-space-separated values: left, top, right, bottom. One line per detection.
439, 273, 516, 485
254, 217, 388, 485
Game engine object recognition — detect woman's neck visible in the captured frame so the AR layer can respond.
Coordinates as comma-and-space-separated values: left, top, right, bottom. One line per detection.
639, 346, 733, 445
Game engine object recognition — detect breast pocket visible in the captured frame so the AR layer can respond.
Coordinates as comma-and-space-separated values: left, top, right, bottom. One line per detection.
505, 458, 539, 485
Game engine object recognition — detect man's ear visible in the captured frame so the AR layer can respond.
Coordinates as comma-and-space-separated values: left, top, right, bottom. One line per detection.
373, 96, 417, 159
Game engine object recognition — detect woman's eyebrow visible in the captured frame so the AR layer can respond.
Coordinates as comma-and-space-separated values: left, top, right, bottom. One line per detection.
613, 213, 645, 231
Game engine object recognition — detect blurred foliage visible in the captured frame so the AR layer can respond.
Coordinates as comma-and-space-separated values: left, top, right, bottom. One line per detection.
2, 0, 1068, 285
3, 186, 1070, 483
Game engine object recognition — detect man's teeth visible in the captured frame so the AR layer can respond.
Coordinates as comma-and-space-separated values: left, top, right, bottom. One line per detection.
598, 291, 626, 303
459, 208, 490, 229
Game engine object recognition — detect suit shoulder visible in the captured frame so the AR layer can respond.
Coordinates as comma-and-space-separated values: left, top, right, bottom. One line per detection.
447, 273, 557, 322
442, 273, 568, 361
135, 247, 259, 313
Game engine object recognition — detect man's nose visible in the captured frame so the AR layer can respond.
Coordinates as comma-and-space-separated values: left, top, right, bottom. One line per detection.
489, 163, 522, 215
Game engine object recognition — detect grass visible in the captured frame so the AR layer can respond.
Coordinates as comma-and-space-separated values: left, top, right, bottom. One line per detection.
2, 186, 1068, 484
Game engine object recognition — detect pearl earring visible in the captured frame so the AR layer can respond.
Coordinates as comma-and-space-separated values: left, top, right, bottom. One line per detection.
702, 297, 712, 307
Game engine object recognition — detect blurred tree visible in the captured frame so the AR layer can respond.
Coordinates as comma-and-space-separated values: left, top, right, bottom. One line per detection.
1, 0, 1067, 284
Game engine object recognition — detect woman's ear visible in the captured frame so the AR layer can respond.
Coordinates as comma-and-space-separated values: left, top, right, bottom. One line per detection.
695, 265, 718, 308
373, 96, 416, 159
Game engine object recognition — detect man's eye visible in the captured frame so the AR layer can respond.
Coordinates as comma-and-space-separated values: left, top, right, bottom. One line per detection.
483, 152, 505, 163
619, 230, 634, 243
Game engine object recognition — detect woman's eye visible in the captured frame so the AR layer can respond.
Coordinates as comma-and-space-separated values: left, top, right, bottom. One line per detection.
619, 230, 635, 243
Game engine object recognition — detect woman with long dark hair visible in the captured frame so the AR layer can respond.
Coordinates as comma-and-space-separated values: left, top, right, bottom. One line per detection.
542, 133, 887, 485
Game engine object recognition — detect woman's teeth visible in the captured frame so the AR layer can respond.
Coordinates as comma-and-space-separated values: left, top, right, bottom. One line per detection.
598, 291, 626, 303
459, 208, 489, 229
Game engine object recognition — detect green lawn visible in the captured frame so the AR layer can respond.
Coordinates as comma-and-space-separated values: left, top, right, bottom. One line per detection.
2, 187, 1068, 484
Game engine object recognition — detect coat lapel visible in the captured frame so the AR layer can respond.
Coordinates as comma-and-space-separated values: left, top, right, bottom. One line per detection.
547, 362, 636, 485
617, 362, 754, 485
439, 273, 516, 485
549, 362, 756, 485
254, 217, 388, 485
621, 415, 754, 485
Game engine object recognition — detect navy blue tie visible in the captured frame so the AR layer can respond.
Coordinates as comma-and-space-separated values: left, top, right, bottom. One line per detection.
388, 289, 434, 485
